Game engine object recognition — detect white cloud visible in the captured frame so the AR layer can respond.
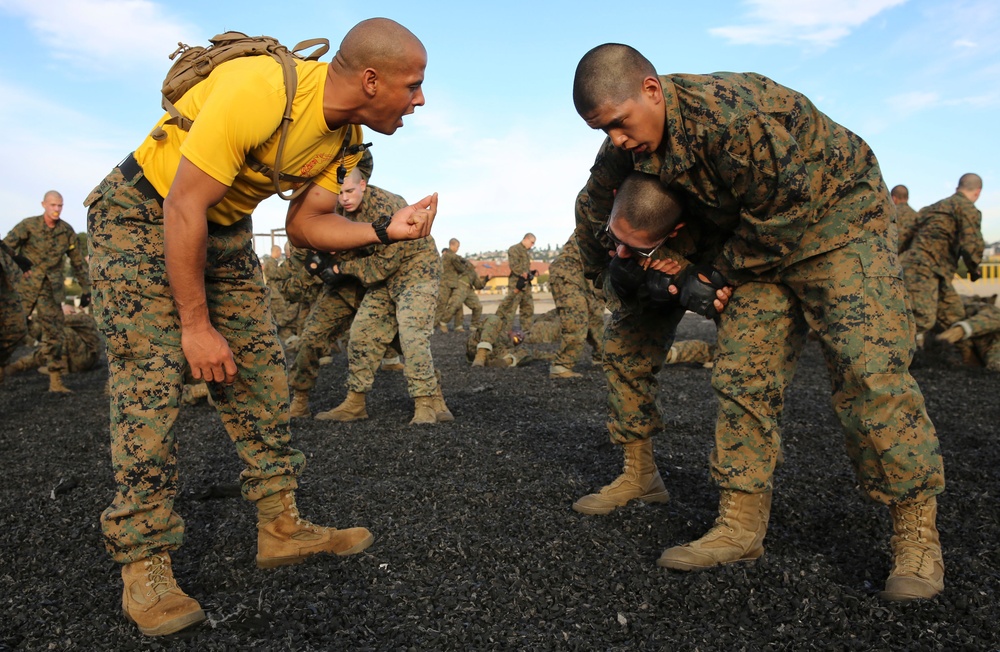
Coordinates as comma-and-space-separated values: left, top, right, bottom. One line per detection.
709, 0, 908, 48
0, 0, 198, 71
953, 39, 977, 49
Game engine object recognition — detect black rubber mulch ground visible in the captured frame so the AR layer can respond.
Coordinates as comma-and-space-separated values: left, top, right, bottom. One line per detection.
1, 314, 997, 651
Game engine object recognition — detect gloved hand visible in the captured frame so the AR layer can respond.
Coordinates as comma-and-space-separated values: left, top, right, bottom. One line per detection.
936, 325, 966, 344
318, 266, 352, 287
11, 253, 33, 273
515, 276, 527, 291
304, 250, 336, 277
78, 292, 92, 308
968, 265, 981, 282
677, 264, 729, 319
645, 267, 678, 310
607, 255, 646, 300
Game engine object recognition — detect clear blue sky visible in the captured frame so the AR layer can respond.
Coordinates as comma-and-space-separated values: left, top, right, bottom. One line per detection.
1, 0, 997, 254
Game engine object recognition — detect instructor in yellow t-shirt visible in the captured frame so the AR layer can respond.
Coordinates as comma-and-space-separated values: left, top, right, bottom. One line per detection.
84, 18, 436, 638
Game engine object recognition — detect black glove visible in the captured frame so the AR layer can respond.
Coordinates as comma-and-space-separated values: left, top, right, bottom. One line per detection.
607, 255, 646, 300
318, 266, 352, 287
78, 292, 92, 308
11, 253, 33, 273
677, 264, 728, 319
968, 265, 981, 282
515, 276, 528, 291
304, 250, 336, 277
645, 268, 678, 310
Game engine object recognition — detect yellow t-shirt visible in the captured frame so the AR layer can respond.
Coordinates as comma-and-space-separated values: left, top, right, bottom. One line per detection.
135, 57, 363, 225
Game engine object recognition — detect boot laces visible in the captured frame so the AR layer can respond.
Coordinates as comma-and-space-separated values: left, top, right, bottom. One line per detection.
144, 555, 176, 598
286, 494, 327, 533
894, 503, 931, 574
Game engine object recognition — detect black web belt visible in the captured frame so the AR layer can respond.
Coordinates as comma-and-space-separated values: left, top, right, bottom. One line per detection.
118, 153, 164, 206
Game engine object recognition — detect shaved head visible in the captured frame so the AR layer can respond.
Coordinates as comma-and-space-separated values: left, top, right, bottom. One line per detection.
611, 173, 684, 240
43, 190, 63, 202
958, 173, 982, 191
573, 43, 657, 116
890, 185, 909, 201
336, 17, 425, 75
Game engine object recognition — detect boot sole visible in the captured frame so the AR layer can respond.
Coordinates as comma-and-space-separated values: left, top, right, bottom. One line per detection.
124, 607, 206, 637
256, 532, 375, 569
572, 491, 670, 515
657, 548, 763, 572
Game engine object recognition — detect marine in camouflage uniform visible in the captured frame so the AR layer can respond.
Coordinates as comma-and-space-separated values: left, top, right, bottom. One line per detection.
467, 311, 532, 368
0, 242, 29, 374
4, 191, 91, 391
548, 234, 605, 378
5, 309, 102, 375
435, 240, 466, 330
573, 44, 944, 600
506, 234, 536, 331
891, 185, 920, 254
443, 259, 484, 330
900, 177, 984, 343
316, 182, 448, 425
937, 295, 1000, 371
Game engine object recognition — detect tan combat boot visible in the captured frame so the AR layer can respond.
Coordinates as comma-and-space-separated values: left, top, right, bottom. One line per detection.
314, 391, 368, 421
472, 347, 489, 367
454, 324, 465, 332
121, 553, 206, 636
256, 490, 374, 568
657, 489, 772, 570
48, 370, 72, 393
572, 439, 670, 515
410, 396, 438, 425
549, 364, 583, 379
4, 355, 34, 377
431, 386, 454, 422
289, 390, 311, 418
438, 322, 449, 333
881, 496, 944, 601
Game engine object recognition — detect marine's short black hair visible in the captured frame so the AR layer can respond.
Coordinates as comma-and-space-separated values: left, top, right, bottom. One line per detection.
610, 173, 683, 240
573, 44, 657, 116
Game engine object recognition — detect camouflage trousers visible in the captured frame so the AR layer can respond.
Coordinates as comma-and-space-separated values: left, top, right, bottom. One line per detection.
667, 339, 715, 366
901, 256, 965, 336
0, 260, 27, 366
505, 279, 534, 330
434, 283, 458, 325
603, 304, 686, 443
288, 282, 364, 392
712, 243, 944, 504
18, 277, 68, 373
346, 276, 439, 397
550, 277, 604, 368
444, 284, 483, 328
87, 162, 304, 563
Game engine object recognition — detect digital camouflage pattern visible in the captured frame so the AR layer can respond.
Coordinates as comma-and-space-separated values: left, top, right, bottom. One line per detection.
668, 339, 715, 366
465, 311, 532, 367
549, 235, 605, 369
901, 193, 984, 334
442, 261, 484, 329
575, 71, 943, 505
4, 215, 91, 373
435, 247, 466, 325
287, 280, 366, 393
955, 295, 1000, 371
337, 186, 441, 398
19, 311, 103, 373
86, 163, 303, 563
0, 243, 28, 366
895, 202, 920, 253
506, 241, 534, 331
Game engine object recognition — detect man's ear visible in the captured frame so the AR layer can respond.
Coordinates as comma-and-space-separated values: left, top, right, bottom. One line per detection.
668, 222, 686, 238
362, 68, 378, 98
643, 76, 663, 105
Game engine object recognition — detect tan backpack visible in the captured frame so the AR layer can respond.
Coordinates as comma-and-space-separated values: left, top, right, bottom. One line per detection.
150, 31, 330, 200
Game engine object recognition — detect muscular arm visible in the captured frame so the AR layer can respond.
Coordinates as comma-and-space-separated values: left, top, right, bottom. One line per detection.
286, 183, 437, 251
164, 156, 236, 383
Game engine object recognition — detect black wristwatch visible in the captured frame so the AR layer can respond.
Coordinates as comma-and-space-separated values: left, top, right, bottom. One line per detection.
372, 215, 393, 245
